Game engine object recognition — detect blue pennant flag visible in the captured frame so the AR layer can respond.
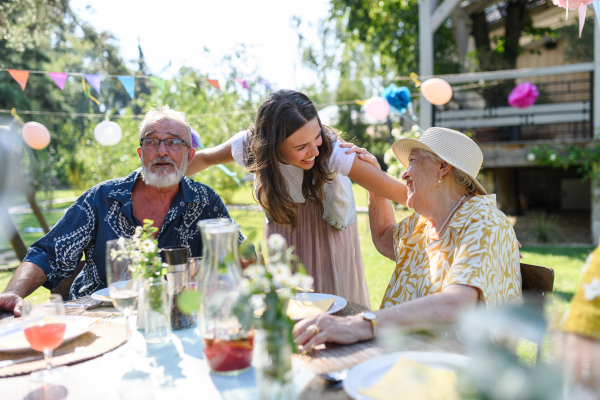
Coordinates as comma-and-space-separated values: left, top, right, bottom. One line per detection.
118, 76, 135, 100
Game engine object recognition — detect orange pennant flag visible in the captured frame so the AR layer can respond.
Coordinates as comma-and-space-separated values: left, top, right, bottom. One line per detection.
8, 70, 29, 91
206, 79, 221, 91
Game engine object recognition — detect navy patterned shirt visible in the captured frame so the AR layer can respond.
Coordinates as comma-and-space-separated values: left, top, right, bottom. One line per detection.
24, 169, 243, 299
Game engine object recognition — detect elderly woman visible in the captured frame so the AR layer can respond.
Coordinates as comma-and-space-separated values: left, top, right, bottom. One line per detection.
294, 127, 522, 347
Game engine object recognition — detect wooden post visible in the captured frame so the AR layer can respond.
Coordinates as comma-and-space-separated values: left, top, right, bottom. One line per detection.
15, 177, 50, 234
419, 0, 434, 130
0, 206, 27, 261
592, 12, 600, 245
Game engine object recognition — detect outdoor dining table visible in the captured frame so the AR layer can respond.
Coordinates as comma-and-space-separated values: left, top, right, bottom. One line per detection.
0, 301, 464, 400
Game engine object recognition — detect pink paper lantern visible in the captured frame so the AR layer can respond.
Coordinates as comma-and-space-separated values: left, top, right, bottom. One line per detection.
421, 78, 453, 105
508, 82, 539, 108
363, 97, 390, 120
552, 0, 592, 9
22, 122, 51, 150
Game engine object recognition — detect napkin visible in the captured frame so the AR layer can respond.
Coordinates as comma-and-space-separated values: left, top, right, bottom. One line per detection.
358, 357, 459, 400
286, 298, 335, 319
0, 316, 101, 351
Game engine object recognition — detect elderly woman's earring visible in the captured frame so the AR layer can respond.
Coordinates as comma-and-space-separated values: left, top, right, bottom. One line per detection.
438, 177, 443, 183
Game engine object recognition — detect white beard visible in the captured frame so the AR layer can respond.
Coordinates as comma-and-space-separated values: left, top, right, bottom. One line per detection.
140, 155, 188, 189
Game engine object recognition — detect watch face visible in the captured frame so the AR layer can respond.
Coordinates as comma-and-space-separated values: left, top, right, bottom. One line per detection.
363, 311, 376, 320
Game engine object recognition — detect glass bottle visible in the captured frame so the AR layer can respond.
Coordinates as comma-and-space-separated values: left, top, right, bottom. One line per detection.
198, 218, 254, 375
142, 277, 171, 344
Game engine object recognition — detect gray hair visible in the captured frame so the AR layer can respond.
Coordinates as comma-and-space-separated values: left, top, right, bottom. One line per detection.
138, 105, 192, 143
411, 148, 478, 194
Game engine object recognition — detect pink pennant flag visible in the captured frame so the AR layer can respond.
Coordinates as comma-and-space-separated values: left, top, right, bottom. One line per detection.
48, 72, 68, 90
579, 4, 587, 37
258, 79, 273, 91
234, 78, 250, 91
84, 74, 101, 93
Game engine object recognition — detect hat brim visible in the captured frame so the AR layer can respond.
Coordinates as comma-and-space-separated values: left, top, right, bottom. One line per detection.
391, 137, 487, 195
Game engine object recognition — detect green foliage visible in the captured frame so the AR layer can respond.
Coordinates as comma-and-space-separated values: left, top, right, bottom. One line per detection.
529, 211, 558, 244
528, 144, 600, 182
176, 289, 200, 315
556, 16, 594, 63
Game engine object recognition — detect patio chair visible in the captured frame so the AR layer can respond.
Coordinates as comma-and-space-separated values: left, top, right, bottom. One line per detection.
520, 262, 555, 363
51, 260, 85, 301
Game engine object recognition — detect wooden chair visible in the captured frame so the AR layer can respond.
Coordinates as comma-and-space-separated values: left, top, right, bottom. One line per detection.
520, 262, 555, 363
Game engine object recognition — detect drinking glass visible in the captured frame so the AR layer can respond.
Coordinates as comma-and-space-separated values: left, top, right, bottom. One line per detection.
21, 294, 69, 383
106, 238, 140, 353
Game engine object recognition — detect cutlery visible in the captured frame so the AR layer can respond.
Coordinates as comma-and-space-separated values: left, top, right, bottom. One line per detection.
0, 347, 80, 369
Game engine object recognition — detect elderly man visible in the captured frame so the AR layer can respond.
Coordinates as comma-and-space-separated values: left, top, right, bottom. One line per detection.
0, 105, 242, 315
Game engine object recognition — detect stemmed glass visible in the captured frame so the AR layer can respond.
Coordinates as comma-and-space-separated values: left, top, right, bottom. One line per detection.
106, 238, 140, 354
21, 294, 69, 383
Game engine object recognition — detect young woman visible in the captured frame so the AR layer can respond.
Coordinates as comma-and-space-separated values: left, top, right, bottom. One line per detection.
187, 90, 407, 308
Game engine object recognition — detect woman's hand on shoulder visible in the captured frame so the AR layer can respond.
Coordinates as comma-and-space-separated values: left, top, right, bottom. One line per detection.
340, 142, 381, 170
293, 313, 372, 350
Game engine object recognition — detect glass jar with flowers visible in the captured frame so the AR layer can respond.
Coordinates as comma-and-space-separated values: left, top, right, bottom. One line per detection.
126, 219, 171, 343
234, 233, 314, 400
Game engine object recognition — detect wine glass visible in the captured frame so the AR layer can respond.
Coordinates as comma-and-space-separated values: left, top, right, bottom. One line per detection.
21, 294, 69, 383
106, 238, 140, 354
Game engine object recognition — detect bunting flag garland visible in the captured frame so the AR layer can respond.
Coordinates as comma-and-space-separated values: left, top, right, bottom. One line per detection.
148, 76, 165, 91
82, 78, 100, 106
182, 80, 197, 88
206, 79, 221, 91
258, 79, 272, 91
579, 4, 587, 37
234, 78, 250, 91
118, 76, 135, 99
84, 74, 101, 93
48, 72, 67, 90
8, 70, 29, 91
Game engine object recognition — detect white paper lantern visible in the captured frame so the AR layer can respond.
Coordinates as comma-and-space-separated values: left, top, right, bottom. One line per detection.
22, 122, 51, 150
94, 121, 122, 146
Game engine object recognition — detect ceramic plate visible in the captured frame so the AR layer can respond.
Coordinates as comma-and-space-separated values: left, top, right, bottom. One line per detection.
0, 315, 101, 352
343, 351, 471, 400
289, 292, 347, 320
91, 280, 130, 302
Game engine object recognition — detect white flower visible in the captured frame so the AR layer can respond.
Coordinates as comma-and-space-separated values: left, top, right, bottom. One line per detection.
527, 153, 536, 162
117, 237, 125, 246
268, 262, 291, 279
240, 279, 251, 295
296, 274, 314, 292
267, 234, 286, 250
583, 277, 600, 301
110, 248, 119, 260
244, 264, 266, 279
141, 239, 156, 253
549, 154, 556, 161
134, 226, 143, 236
277, 287, 292, 299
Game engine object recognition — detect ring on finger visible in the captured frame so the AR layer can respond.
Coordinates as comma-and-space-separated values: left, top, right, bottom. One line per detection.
309, 324, 320, 335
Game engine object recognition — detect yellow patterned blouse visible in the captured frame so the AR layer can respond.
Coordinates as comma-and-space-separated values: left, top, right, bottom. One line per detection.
380, 195, 522, 310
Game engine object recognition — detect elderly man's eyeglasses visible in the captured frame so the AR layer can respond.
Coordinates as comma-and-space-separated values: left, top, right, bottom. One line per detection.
140, 138, 191, 151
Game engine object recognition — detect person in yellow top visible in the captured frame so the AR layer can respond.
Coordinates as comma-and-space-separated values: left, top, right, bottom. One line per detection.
294, 127, 522, 348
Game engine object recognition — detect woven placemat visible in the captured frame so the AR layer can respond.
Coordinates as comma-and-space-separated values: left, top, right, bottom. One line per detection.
332, 301, 370, 317
0, 320, 126, 378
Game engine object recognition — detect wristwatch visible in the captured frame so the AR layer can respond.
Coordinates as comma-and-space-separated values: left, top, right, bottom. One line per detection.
361, 311, 378, 339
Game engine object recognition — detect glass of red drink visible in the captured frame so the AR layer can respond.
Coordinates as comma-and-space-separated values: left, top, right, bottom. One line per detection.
203, 330, 254, 375
21, 294, 69, 383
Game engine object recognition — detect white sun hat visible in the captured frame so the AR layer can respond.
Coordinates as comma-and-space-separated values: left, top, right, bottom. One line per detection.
391, 127, 486, 195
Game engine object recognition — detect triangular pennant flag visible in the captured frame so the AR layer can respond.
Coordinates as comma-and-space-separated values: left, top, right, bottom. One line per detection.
48, 72, 67, 90
234, 78, 250, 91
206, 79, 221, 91
182, 80, 197, 88
258, 79, 273, 91
118, 76, 135, 99
8, 70, 29, 91
84, 74, 101, 93
594, 0, 600, 25
579, 4, 587, 37
148, 76, 165, 91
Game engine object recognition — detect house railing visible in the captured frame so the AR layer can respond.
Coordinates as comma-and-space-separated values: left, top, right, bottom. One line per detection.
432, 63, 594, 143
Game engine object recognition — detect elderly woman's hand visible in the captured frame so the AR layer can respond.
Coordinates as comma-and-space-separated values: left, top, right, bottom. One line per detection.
339, 142, 381, 170
293, 313, 373, 350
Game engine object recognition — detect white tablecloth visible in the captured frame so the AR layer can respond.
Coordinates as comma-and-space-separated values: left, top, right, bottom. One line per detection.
0, 317, 316, 400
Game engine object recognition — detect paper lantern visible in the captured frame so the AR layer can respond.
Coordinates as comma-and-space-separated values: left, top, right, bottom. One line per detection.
94, 121, 122, 146
508, 82, 539, 109
421, 78, 453, 105
22, 122, 51, 150
363, 97, 390, 120
382, 84, 412, 112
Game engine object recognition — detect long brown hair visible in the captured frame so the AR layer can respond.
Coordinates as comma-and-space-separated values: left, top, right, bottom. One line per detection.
243, 90, 334, 232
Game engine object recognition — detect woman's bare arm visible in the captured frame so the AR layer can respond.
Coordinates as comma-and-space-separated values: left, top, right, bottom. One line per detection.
186, 139, 236, 177
368, 191, 397, 261
347, 156, 408, 206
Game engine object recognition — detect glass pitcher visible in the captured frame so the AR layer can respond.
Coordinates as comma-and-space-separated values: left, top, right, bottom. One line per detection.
198, 218, 254, 376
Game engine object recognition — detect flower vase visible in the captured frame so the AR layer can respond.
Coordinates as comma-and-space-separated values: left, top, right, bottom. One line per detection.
142, 277, 171, 344
255, 327, 294, 400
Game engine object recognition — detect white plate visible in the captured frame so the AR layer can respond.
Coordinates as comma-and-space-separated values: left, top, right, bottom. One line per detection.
91, 280, 130, 302
0, 315, 100, 353
343, 351, 471, 400
289, 293, 347, 320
